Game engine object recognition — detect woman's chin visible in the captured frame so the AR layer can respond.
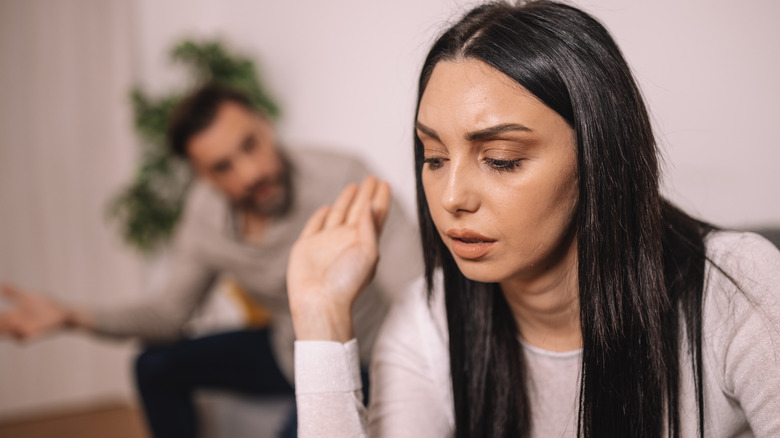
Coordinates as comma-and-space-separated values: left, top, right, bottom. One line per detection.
453, 259, 507, 285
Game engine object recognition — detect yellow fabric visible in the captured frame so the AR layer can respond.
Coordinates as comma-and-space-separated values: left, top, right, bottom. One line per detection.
225, 280, 272, 328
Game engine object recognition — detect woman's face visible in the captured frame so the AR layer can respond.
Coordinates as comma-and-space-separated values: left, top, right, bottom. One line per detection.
417, 59, 579, 291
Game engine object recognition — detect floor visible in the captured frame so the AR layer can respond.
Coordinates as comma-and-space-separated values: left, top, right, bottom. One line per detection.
0, 400, 149, 438
0, 393, 294, 438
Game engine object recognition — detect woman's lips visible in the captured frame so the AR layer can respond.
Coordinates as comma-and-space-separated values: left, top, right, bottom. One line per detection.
446, 229, 496, 260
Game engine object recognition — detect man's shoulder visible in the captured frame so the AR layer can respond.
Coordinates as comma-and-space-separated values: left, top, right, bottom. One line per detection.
287, 147, 368, 175
286, 147, 371, 191
185, 180, 226, 212
177, 181, 228, 233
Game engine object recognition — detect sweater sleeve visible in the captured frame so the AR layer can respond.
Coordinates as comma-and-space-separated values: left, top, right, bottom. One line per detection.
705, 232, 780, 436
89, 185, 218, 342
295, 278, 454, 438
90, 239, 216, 341
295, 339, 367, 438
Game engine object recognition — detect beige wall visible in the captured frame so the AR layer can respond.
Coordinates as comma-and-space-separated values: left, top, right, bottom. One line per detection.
582, 0, 780, 227
0, 0, 142, 416
133, 0, 780, 227
1, 0, 778, 417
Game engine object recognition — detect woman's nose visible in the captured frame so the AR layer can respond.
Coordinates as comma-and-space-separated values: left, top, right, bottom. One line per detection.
441, 163, 479, 215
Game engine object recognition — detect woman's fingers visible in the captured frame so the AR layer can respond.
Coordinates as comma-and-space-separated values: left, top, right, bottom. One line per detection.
346, 176, 378, 226
311, 176, 390, 234
323, 183, 359, 229
371, 181, 392, 233
300, 205, 331, 238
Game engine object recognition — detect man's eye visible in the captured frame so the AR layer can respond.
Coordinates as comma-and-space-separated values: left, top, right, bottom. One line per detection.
485, 158, 522, 172
212, 162, 231, 174
242, 138, 258, 153
423, 157, 444, 170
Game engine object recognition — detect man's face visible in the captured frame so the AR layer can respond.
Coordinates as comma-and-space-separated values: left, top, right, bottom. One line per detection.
187, 102, 291, 216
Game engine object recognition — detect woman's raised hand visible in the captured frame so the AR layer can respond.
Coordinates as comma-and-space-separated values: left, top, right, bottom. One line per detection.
287, 176, 391, 342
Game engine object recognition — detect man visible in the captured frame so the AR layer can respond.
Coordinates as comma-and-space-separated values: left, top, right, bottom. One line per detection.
0, 84, 422, 437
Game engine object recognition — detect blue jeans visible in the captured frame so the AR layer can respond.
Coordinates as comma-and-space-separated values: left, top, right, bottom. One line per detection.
134, 328, 295, 438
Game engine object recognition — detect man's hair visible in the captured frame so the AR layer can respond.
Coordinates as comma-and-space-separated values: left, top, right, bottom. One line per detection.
167, 83, 257, 158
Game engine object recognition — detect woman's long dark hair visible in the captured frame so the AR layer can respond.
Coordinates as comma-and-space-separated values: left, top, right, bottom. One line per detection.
414, 2, 714, 436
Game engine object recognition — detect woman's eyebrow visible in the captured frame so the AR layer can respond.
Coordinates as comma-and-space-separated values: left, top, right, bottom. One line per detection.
415, 121, 440, 141
415, 121, 533, 142
465, 123, 532, 141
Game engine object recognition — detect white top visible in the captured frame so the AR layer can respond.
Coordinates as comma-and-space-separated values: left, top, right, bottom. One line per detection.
295, 231, 780, 437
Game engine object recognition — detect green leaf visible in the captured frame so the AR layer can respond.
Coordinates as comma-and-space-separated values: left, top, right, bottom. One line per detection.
108, 39, 281, 253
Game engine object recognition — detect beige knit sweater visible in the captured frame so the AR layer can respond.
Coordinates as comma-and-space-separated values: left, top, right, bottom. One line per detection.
91, 147, 423, 382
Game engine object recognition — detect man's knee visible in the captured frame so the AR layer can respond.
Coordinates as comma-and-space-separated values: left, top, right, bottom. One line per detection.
135, 347, 176, 388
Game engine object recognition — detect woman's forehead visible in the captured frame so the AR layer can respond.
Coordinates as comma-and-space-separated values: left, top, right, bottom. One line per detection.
417, 59, 564, 137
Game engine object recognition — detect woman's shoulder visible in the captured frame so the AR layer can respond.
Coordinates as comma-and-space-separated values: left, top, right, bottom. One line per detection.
702, 230, 779, 311
699, 233, 780, 434
705, 230, 780, 271
373, 273, 450, 377
370, 273, 455, 431
701, 230, 780, 376
381, 273, 449, 348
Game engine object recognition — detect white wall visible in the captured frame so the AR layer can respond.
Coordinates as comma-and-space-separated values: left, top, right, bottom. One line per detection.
134, 0, 780, 227
0, 0, 778, 418
0, 0, 142, 417
579, 0, 780, 227
131, 0, 486, 220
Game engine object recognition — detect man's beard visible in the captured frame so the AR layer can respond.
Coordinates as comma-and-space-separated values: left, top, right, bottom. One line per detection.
235, 152, 294, 218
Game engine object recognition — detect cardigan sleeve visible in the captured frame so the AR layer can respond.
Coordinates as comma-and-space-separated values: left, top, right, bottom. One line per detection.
294, 278, 454, 437
295, 339, 367, 438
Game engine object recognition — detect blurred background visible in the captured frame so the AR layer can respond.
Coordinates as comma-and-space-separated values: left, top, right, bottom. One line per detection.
0, 0, 778, 436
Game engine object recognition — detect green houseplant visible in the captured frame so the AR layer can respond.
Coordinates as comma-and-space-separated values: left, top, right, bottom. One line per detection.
109, 39, 280, 253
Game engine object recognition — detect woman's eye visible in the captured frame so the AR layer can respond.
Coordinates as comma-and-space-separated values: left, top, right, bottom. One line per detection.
485, 158, 522, 172
423, 157, 445, 170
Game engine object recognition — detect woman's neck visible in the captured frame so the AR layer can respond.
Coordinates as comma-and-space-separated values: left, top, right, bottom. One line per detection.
500, 246, 581, 352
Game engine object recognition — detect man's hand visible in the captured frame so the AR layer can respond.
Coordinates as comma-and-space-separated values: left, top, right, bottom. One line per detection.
287, 176, 391, 342
0, 284, 72, 340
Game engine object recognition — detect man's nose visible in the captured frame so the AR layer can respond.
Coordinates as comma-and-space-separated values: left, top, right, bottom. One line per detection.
235, 155, 264, 186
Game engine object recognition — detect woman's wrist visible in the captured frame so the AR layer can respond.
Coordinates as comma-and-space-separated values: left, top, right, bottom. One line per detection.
290, 299, 354, 343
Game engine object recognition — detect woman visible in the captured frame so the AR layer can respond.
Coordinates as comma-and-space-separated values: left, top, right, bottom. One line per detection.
287, 1, 780, 437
